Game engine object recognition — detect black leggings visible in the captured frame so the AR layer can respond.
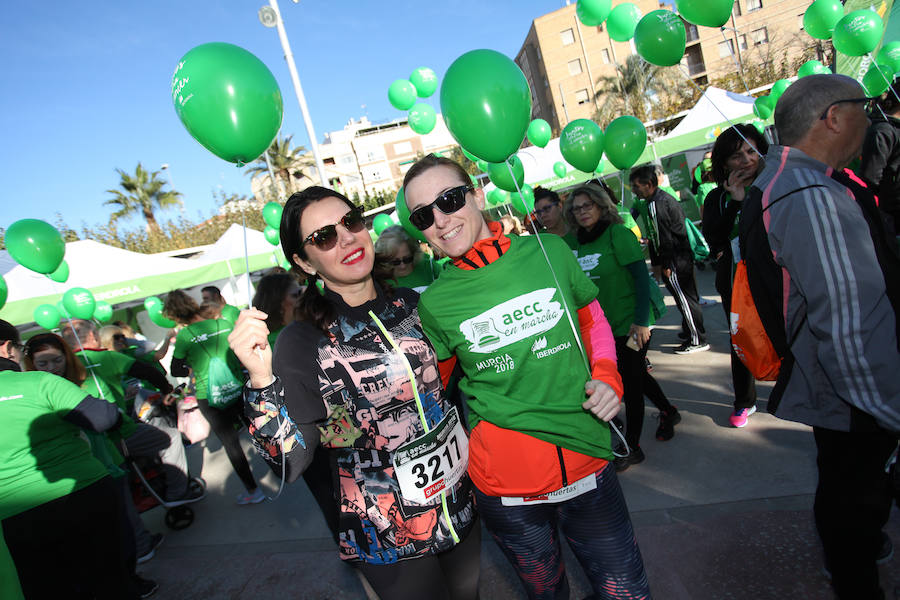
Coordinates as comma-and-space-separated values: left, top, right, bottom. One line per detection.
197, 397, 257, 492
356, 518, 481, 600
615, 333, 674, 448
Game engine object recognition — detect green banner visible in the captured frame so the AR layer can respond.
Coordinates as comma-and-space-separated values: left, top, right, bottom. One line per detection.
836, 0, 896, 80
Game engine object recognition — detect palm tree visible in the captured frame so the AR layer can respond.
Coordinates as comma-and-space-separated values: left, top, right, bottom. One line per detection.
245, 135, 316, 200
593, 55, 666, 126
104, 163, 182, 234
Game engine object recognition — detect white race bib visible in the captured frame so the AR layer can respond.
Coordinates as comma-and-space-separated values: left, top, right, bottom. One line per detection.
500, 472, 597, 506
392, 406, 469, 505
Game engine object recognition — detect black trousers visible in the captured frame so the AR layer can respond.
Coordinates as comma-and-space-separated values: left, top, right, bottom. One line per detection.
662, 254, 706, 345
813, 426, 897, 600
615, 334, 674, 448
197, 397, 257, 492
3, 476, 138, 599
720, 287, 757, 410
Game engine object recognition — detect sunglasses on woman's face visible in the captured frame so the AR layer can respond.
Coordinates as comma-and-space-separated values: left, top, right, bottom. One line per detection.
386, 255, 414, 266
302, 208, 365, 250
409, 185, 473, 231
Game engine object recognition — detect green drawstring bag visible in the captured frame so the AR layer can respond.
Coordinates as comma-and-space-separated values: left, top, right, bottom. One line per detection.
206, 356, 242, 409
685, 218, 710, 261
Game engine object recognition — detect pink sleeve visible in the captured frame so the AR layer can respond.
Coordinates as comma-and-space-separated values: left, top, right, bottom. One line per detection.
577, 299, 623, 398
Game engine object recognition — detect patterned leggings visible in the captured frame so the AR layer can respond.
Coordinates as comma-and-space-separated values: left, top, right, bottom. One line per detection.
474, 465, 651, 600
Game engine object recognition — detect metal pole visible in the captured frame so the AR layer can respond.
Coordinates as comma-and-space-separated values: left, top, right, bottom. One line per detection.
558, 82, 570, 125
267, 0, 328, 187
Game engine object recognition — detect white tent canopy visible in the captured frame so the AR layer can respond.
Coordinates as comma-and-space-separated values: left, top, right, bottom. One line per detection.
659, 86, 756, 140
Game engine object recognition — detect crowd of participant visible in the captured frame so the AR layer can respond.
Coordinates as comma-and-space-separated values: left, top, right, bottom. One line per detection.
1, 73, 899, 599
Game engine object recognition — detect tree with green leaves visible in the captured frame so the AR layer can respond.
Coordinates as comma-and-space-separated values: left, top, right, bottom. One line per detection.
245, 134, 316, 201
104, 163, 182, 234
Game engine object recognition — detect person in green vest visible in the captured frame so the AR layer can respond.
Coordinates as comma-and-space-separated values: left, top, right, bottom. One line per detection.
374, 225, 442, 293
251, 272, 301, 348
202, 285, 241, 323
165, 290, 264, 505
0, 319, 138, 599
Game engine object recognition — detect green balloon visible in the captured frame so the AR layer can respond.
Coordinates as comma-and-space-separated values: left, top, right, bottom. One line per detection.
488, 155, 525, 193
576, 0, 612, 26
526, 119, 552, 148
607, 3, 642, 41
56, 300, 70, 320
262, 201, 283, 229
373, 213, 393, 235
603, 116, 647, 170
0, 275, 6, 310
172, 43, 283, 166
862, 61, 893, 97
798, 59, 831, 77
553, 161, 568, 179
803, 0, 844, 41
753, 95, 774, 119
461, 148, 479, 162
769, 79, 792, 104
148, 306, 176, 329
510, 184, 535, 215
833, 10, 884, 57
395, 188, 427, 243
410, 67, 438, 98
264, 226, 280, 246
46, 260, 70, 283
877, 41, 900, 74
675, 0, 734, 28
144, 296, 163, 313
487, 188, 510, 206
475, 159, 489, 172
560, 119, 605, 174
5, 219, 65, 275
408, 103, 437, 135
280, 257, 292, 270
440, 49, 532, 164
93, 300, 113, 323
62, 287, 96, 320
388, 79, 417, 111
750, 119, 766, 135
34, 304, 61, 330
634, 10, 686, 67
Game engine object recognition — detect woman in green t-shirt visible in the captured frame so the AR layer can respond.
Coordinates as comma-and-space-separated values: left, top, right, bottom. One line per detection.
165, 291, 263, 505
565, 183, 681, 471
374, 225, 441, 293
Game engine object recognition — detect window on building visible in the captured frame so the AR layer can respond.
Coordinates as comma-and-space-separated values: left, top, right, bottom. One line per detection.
602, 49, 611, 64
751, 27, 768, 45
339, 155, 356, 166
568, 58, 583, 75
685, 22, 700, 43
596, 24, 604, 33
536, 47, 542, 60
739, 34, 748, 50
718, 39, 735, 58
393, 141, 413, 155
746, 0, 762, 12
561, 28, 575, 46
575, 89, 590, 105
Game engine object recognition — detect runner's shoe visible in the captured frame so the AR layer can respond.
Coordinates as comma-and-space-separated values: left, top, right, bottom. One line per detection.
674, 342, 710, 355
656, 406, 682, 441
165, 487, 206, 507
135, 575, 158, 599
137, 533, 164, 565
236, 488, 266, 505
613, 446, 645, 472
730, 405, 757, 428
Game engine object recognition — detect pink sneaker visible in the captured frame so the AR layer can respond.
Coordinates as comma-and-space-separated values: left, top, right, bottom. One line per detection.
730, 406, 757, 428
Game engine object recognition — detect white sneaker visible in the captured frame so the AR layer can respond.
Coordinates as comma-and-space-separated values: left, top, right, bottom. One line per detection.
236, 488, 266, 505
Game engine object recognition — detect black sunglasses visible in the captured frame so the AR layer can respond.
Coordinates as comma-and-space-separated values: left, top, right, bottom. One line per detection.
534, 200, 560, 215
385, 256, 414, 266
409, 185, 473, 231
302, 208, 365, 250
819, 97, 869, 120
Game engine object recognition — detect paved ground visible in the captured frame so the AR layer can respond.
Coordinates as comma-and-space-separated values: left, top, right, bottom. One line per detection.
136, 267, 900, 599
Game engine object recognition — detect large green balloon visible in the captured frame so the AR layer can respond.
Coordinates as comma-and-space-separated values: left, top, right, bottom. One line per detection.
93, 301, 113, 323
62, 287, 96, 320
510, 184, 535, 215
553, 161, 568, 179
634, 10, 687, 67
576, 0, 612, 26
373, 214, 393, 235
46, 260, 70, 283
263, 226, 280, 246
461, 148, 479, 163
34, 304, 61, 330
526, 119, 552, 148
394, 188, 427, 242
172, 43, 283, 166
769, 79, 792, 104
877, 41, 900, 74
675, 0, 734, 28
833, 10, 884, 57
604, 116, 647, 170
408, 103, 437, 135
753, 95, 774, 119
476, 159, 489, 172
5, 219, 66, 274
560, 119, 605, 174
410, 67, 438, 98
262, 201, 283, 229
488, 155, 525, 193
388, 79, 417, 111
803, 0, 844, 41
148, 307, 176, 329
862, 61, 893, 97
798, 59, 831, 78
0, 275, 6, 310
440, 49, 532, 164
144, 296, 163, 313
607, 3, 642, 42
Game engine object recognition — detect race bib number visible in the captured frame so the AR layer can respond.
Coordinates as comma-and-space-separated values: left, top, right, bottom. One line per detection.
500, 472, 597, 506
392, 406, 469, 505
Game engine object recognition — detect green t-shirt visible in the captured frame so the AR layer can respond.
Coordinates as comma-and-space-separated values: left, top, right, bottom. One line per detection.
566, 224, 645, 337
418, 233, 612, 459
395, 257, 441, 293
0, 370, 108, 520
173, 319, 242, 400
220, 304, 241, 324
76, 348, 137, 440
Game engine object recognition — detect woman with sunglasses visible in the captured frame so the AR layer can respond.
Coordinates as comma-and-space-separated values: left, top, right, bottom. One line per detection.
374, 225, 441, 293
403, 154, 650, 600
228, 186, 479, 600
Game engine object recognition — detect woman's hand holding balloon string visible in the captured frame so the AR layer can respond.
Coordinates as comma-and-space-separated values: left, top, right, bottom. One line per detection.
583, 380, 622, 422
228, 308, 274, 388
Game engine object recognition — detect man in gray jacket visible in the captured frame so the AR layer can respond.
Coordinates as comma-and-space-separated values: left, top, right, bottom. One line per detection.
743, 74, 900, 599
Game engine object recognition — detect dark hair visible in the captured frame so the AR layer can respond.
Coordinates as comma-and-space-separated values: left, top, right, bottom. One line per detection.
533, 186, 560, 207
401, 153, 471, 192
23, 332, 86, 385
164, 289, 213, 325
629, 164, 657, 186
252, 272, 297, 333
0, 319, 20, 344
710, 124, 769, 185
877, 77, 900, 114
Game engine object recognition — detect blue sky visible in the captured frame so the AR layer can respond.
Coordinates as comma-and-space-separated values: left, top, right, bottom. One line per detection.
1, 1, 562, 234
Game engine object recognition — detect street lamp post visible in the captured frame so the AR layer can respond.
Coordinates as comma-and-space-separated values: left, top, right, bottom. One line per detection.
258, 0, 328, 187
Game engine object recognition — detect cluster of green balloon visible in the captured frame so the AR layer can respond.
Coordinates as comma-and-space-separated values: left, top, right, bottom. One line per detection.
488, 155, 525, 192
753, 95, 774, 120
526, 119, 551, 148
33, 304, 61, 330
394, 189, 426, 243
408, 103, 436, 135
833, 10, 884, 57
5, 219, 66, 274
440, 49, 532, 164
62, 287, 96, 320
389, 66, 438, 110
553, 162, 568, 179
803, 0, 843, 40
675, 0, 734, 28
144, 296, 176, 328
797, 59, 831, 78
486, 188, 511, 206
603, 116, 647, 170
634, 10, 686, 67
373, 214, 393, 236
576, 0, 612, 26
560, 119, 604, 174
510, 185, 535, 215
607, 3, 642, 41
46, 260, 70, 283
262, 201, 283, 247
172, 43, 283, 166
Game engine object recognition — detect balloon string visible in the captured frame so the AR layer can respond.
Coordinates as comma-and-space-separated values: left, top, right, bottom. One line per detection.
678, 65, 764, 160
867, 53, 900, 106
719, 28, 752, 95
241, 213, 253, 307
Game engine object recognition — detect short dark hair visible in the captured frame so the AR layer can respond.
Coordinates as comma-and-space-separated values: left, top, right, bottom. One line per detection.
629, 165, 658, 186
0, 319, 20, 344
201, 286, 222, 298
710, 124, 769, 186
533, 186, 560, 207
